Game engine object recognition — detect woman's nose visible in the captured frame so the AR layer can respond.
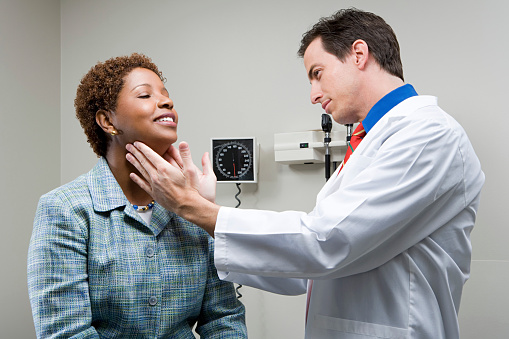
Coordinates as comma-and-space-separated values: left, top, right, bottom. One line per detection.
159, 95, 174, 109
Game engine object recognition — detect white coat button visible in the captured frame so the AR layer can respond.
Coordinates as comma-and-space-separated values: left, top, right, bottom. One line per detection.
149, 296, 157, 306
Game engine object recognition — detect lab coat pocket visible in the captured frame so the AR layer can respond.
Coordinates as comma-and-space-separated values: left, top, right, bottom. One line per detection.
313, 314, 409, 338
341, 154, 374, 184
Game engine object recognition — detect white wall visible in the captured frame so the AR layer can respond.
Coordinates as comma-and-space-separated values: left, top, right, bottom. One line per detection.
0, 0, 61, 337
4, 0, 507, 337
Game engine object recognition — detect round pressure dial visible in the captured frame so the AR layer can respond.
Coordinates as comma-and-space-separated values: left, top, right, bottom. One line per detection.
212, 138, 257, 183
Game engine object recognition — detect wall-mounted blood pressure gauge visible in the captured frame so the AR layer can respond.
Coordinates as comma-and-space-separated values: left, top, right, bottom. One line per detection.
211, 137, 257, 183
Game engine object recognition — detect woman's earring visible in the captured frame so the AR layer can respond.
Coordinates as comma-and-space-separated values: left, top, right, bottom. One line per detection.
111, 130, 118, 136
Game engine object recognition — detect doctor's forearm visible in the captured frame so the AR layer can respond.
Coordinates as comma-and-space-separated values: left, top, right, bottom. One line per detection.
177, 194, 219, 237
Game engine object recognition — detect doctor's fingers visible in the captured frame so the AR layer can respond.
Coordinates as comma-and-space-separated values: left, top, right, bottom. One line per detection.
131, 141, 184, 173
128, 172, 153, 197
127, 142, 187, 190
201, 152, 215, 177
178, 142, 201, 177
163, 145, 184, 171
126, 143, 156, 182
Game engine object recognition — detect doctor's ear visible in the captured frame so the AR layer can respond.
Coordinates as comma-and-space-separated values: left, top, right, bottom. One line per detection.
96, 109, 119, 136
351, 39, 369, 69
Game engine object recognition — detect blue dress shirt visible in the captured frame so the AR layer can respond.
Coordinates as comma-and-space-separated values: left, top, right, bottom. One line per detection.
362, 84, 418, 133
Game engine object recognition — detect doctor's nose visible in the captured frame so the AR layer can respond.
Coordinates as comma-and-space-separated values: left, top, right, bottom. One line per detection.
310, 86, 323, 105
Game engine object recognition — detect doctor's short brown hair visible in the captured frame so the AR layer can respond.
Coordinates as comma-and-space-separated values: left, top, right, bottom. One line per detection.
74, 53, 164, 157
298, 8, 404, 81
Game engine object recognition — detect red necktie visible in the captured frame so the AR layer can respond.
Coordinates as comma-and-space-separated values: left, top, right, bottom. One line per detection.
338, 123, 366, 173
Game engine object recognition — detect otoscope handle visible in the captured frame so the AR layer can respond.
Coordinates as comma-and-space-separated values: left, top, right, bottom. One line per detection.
346, 124, 353, 143
325, 154, 331, 180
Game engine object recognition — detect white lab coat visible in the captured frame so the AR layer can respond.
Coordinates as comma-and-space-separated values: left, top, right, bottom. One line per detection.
214, 96, 484, 338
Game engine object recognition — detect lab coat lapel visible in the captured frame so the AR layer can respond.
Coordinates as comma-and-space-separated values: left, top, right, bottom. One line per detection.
317, 96, 438, 203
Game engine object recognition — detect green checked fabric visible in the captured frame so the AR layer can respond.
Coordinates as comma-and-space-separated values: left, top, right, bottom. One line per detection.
28, 157, 247, 338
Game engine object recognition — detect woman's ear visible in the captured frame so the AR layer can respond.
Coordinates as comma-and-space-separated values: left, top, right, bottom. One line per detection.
96, 109, 118, 135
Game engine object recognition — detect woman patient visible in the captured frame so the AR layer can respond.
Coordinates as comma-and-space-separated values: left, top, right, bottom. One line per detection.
27, 53, 247, 338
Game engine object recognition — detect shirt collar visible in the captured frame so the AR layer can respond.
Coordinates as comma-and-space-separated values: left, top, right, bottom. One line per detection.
361, 84, 418, 133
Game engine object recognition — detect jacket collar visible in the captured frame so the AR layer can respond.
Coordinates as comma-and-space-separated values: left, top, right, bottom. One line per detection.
87, 157, 126, 212
86, 157, 173, 236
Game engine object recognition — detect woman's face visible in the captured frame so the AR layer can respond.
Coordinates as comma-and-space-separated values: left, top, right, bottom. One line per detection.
109, 67, 178, 154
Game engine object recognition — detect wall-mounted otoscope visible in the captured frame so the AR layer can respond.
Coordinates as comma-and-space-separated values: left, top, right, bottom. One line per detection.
321, 114, 332, 181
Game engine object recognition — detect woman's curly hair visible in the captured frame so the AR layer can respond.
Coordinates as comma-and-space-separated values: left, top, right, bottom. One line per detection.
74, 53, 164, 157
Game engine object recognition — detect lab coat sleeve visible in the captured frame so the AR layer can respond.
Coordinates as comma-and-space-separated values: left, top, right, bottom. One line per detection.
214, 116, 480, 280
216, 269, 307, 296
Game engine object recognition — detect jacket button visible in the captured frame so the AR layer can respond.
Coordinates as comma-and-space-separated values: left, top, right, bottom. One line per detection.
146, 246, 155, 257
149, 296, 158, 306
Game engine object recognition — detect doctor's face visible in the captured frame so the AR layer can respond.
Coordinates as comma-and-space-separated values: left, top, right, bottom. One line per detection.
304, 38, 362, 125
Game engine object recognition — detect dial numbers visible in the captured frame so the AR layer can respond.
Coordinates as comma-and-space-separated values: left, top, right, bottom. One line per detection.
212, 138, 257, 183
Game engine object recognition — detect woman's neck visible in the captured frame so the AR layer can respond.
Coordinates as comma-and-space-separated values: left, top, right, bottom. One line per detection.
105, 145, 154, 206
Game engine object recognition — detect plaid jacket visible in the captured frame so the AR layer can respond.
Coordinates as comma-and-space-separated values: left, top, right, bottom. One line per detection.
28, 157, 247, 338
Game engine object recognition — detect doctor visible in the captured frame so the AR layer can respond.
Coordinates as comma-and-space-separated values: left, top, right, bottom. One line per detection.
126, 8, 484, 339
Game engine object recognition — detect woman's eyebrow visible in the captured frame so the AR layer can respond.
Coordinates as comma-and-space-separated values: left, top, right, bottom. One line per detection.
130, 83, 152, 92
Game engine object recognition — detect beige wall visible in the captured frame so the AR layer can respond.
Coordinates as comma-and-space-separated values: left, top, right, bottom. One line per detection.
3, 0, 507, 337
0, 0, 61, 337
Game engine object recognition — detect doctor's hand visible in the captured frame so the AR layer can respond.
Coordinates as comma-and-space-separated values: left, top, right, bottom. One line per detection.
162, 142, 217, 203
126, 142, 219, 236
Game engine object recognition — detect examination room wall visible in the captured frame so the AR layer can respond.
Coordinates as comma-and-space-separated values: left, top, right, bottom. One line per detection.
58, 1, 509, 337
0, 0, 61, 337
2, 0, 505, 337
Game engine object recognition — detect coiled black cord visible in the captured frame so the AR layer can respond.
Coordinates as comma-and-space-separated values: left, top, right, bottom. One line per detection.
234, 183, 243, 298
234, 183, 241, 208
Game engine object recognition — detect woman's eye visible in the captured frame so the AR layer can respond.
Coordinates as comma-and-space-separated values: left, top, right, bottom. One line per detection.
138, 94, 150, 99
313, 70, 321, 78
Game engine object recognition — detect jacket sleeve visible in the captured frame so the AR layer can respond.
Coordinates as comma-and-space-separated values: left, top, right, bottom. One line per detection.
194, 237, 248, 338
27, 193, 99, 339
